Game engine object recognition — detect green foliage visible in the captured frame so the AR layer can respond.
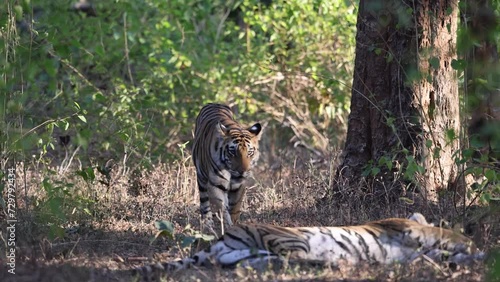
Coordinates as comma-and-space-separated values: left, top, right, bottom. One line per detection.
455, 0, 500, 208
35, 176, 93, 239
456, 151, 500, 206
0, 0, 342, 241
153, 220, 175, 241
486, 249, 500, 281
242, 0, 356, 148
1, 0, 356, 164
362, 149, 427, 184
152, 220, 215, 248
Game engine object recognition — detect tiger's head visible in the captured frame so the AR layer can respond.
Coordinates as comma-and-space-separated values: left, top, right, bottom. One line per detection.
218, 122, 262, 177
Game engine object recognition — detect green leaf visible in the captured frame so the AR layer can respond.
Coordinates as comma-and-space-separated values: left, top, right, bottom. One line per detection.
462, 149, 474, 160
362, 161, 373, 177
42, 178, 52, 192
433, 147, 441, 159
485, 169, 497, 182
481, 193, 491, 203
425, 139, 432, 148
451, 59, 466, 71
386, 117, 395, 127
181, 236, 197, 247
445, 128, 456, 143
85, 167, 95, 181
386, 53, 393, 63
76, 170, 89, 181
155, 220, 174, 233
76, 129, 90, 149
77, 115, 87, 123
428, 57, 440, 69
151, 224, 175, 242
168, 55, 178, 64
14, 5, 23, 20
386, 161, 393, 171
93, 93, 106, 103
76, 167, 96, 182
48, 225, 66, 240
57, 120, 70, 131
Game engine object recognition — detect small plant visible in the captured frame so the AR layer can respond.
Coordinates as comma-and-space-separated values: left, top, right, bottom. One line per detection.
35, 177, 93, 239
152, 220, 215, 250
456, 147, 500, 207
486, 249, 500, 281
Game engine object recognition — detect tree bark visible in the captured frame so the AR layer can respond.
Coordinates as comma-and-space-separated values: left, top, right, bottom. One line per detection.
335, 0, 460, 202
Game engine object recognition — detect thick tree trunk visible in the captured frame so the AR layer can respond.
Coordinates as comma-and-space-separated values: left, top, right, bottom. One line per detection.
335, 0, 460, 202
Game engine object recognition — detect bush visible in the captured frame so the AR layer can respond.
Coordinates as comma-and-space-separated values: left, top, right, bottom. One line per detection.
1, 0, 356, 164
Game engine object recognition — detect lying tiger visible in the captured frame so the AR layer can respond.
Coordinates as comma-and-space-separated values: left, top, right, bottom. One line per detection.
133, 213, 484, 279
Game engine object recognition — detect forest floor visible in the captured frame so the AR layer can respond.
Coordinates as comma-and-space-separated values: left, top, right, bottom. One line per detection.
1, 149, 498, 282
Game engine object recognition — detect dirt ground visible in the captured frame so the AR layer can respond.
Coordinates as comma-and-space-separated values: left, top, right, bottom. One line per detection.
1, 150, 498, 281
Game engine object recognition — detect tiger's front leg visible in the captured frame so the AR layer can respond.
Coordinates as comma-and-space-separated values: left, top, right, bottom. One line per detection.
228, 178, 246, 224
200, 178, 233, 236
208, 186, 233, 227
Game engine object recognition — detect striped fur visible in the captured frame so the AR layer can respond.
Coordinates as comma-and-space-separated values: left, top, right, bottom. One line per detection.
192, 103, 262, 231
133, 213, 484, 279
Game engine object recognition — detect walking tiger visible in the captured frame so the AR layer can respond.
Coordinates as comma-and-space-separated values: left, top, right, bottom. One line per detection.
192, 103, 262, 233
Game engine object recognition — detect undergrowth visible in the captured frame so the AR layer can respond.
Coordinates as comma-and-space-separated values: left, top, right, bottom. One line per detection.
0, 147, 498, 281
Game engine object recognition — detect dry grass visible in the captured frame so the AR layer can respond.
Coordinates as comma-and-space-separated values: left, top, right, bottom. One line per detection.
0, 148, 498, 282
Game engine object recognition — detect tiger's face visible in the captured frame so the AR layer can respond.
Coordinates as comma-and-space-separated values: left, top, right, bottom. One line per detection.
219, 122, 262, 177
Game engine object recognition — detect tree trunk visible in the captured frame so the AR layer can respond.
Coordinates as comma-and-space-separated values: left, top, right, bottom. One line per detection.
335, 0, 460, 202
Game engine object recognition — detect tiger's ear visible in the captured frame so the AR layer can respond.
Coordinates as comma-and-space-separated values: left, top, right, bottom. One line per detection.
217, 122, 231, 136
248, 123, 262, 137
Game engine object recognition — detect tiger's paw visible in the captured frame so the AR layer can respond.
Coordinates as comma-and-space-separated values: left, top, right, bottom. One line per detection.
201, 218, 220, 238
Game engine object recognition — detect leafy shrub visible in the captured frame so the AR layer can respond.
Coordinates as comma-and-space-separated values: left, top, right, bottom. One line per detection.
1, 0, 356, 164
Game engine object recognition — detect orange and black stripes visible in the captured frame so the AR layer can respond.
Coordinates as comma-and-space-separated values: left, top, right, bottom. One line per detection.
192, 103, 262, 231
133, 213, 484, 280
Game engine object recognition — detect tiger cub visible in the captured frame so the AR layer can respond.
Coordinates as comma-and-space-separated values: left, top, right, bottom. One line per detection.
133, 213, 484, 278
192, 103, 262, 234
